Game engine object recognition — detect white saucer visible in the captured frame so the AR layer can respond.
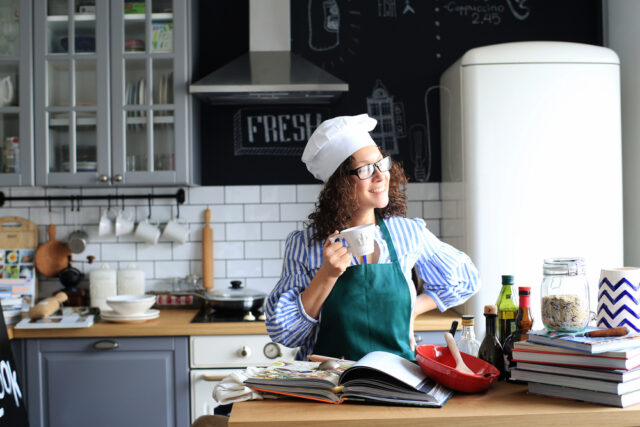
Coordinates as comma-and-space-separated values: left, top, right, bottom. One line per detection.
101, 309, 160, 323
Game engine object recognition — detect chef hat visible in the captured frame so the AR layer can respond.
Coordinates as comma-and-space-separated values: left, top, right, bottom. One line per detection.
302, 114, 378, 182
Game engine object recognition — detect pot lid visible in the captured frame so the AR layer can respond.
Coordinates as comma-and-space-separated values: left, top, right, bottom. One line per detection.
206, 280, 267, 301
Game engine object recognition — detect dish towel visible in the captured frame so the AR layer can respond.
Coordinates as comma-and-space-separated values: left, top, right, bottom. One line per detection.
212, 367, 264, 406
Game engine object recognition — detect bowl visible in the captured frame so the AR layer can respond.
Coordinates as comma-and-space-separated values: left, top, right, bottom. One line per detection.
106, 294, 156, 315
415, 344, 500, 393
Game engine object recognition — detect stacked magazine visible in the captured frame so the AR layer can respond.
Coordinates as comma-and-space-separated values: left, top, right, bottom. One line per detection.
243, 351, 453, 407
511, 329, 640, 407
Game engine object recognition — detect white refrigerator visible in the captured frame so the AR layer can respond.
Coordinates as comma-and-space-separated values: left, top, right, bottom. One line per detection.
439, 41, 624, 336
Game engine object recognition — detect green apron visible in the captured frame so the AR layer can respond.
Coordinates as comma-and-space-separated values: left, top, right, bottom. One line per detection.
313, 213, 414, 361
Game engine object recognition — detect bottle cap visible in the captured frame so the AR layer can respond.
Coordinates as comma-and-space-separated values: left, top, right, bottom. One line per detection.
461, 315, 474, 326
518, 286, 531, 295
501, 275, 514, 285
484, 304, 498, 315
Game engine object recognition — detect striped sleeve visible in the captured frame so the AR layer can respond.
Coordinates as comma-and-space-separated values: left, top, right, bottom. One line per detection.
265, 229, 320, 358
410, 218, 481, 311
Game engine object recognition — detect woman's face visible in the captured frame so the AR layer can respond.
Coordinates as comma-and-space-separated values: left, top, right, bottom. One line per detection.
350, 146, 390, 211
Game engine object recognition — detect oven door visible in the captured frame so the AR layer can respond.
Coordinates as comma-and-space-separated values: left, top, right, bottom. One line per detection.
190, 368, 239, 422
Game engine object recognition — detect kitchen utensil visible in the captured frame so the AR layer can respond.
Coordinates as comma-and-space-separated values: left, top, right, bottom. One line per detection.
317, 359, 340, 370
551, 326, 629, 339
448, 320, 458, 337
178, 280, 266, 314
444, 332, 474, 375
28, 292, 68, 320
67, 229, 88, 253
415, 344, 500, 393
58, 256, 84, 288
202, 208, 213, 291
0, 216, 37, 249
35, 224, 72, 277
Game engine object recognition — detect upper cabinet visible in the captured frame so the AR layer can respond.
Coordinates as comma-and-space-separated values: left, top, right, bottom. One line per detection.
33, 0, 198, 187
0, 0, 34, 186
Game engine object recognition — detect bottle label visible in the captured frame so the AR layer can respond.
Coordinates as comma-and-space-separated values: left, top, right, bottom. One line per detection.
499, 312, 515, 319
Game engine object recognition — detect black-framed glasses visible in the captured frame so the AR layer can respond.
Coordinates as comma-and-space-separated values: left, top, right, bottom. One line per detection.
349, 156, 392, 180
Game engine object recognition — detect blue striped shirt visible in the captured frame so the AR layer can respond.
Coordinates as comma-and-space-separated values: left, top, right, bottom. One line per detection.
265, 216, 480, 359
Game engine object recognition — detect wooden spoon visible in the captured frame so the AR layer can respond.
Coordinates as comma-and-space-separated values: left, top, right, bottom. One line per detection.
444, 332, 475, 375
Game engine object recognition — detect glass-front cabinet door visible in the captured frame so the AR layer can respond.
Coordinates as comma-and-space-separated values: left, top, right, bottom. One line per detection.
0, 0, 33, 186
110, 0, 188, 185
34, 0, 110, 186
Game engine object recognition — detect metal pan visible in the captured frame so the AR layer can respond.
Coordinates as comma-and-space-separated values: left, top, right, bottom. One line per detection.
179, 280, 267, 313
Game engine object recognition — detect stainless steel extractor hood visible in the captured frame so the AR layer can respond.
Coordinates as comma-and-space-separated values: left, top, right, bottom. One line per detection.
189, 0, 348, 105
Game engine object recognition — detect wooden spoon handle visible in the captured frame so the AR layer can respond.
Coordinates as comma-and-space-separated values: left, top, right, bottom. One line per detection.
586, 326, 628, 337
445, 332, 474, 374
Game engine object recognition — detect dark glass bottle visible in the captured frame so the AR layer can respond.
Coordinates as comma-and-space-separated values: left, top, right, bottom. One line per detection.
503, 287, 534, 378
478, 304, 505, 379
496, 275, 518, 346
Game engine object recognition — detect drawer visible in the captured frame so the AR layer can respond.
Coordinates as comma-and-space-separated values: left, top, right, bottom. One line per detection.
190, 335, 298, 368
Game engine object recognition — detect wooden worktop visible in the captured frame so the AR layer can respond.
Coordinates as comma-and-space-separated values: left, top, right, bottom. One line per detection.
229, 381, 640, 426
10, 308, 460, 339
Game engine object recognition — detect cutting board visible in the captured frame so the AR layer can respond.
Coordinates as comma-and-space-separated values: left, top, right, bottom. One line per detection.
0, 216, 38, 305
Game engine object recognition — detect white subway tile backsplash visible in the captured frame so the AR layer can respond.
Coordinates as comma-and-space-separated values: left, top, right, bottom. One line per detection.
213, 241, 244, 259
8, 187, 46, 208
245, 241, 281, 259
227, 259, 262, 277
296, 184, 322, 202
261, 185, 296, 203
280, 203, 314, 221
225, 186, 260, 204
226, 223, 261, 241
244, 204, 279, 222
101, 243, 137, 261
262, 222, 297, 240
16, 182, 456, 298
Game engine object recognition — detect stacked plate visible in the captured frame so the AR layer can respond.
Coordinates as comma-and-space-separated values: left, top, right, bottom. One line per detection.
101, 308, 160, 323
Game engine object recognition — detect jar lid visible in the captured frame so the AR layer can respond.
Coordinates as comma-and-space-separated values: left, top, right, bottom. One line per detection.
543, 257, 585, 276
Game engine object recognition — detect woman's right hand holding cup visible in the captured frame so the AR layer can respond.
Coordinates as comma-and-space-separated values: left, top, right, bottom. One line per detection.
320, 231, 351, 279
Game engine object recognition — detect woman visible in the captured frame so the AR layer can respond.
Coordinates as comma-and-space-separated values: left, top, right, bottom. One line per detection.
265, 114, 480, 361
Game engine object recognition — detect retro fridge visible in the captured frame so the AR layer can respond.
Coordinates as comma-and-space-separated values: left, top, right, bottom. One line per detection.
439, 41, 624, 334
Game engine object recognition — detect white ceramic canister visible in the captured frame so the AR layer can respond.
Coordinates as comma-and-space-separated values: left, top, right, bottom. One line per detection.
117, 263, 146, 295
89, 263, 117, 312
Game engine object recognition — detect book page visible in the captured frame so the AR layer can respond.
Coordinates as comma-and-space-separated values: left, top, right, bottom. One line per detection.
246, 360, 347, 388
341, 351, 427, 389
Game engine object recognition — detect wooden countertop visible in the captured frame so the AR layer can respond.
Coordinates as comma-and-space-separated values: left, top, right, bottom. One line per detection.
228, 382, 640, 426
10, 309, 460, 339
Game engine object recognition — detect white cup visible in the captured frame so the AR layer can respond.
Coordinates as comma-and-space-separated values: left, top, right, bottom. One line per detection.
329, 223, 376, 257
115, 209, 135, 236
162, 219, 189, 244
0, 75, 14, 107
135, 219, 160, 244
98, 208, 115, 236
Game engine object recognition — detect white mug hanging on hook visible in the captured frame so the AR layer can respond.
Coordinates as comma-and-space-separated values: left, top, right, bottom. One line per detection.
134, 197, 160, 244
161, 202, 188, 244
115, 208, 135, 236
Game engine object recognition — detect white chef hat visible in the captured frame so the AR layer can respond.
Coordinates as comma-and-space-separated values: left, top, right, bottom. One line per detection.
302, 114, 378, 182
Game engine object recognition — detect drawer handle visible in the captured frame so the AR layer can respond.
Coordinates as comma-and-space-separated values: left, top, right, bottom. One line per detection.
201, 374, 227, 381
93, 340, 119, 350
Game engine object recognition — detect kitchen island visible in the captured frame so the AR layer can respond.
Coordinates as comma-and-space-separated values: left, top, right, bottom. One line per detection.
228, 381, 640, 426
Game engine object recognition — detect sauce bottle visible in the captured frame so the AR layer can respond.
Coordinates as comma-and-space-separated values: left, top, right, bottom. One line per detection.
479, 304, 505, 379
503, 286, 534, 377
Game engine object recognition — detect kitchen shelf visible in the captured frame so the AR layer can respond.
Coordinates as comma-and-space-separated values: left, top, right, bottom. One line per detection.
124, 13, 173, 21
47, 15, 97, 22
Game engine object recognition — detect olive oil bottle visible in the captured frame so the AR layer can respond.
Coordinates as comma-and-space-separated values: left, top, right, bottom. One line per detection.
496, 275, 518, 346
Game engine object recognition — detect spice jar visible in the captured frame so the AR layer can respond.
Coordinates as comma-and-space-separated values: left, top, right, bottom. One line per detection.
541, 257, 591, 332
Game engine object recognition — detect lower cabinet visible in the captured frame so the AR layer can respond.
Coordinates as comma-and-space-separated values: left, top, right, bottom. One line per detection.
23, 337, 189, 427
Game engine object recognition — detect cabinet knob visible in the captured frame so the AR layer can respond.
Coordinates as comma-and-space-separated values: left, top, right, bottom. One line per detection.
93, 340, 119, 350
98, 175, 109, 183
414, 334, 423, 343
113, 174, 123, 182
238, 345, 251, 358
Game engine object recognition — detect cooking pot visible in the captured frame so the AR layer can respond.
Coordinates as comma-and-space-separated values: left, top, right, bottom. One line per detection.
183, 280, 266, 313
59, 256, 84, 289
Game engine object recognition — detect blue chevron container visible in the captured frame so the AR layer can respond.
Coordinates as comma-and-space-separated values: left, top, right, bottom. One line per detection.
597, 268, 640, 333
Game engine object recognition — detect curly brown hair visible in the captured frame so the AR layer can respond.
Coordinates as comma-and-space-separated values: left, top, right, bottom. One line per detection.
307, 151, 408, 242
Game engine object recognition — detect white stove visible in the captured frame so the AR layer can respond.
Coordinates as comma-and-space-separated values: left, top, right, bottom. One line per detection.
189, 335, 298, 422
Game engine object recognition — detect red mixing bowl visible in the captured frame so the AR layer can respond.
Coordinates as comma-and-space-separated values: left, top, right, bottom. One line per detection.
415, 344, 500, 393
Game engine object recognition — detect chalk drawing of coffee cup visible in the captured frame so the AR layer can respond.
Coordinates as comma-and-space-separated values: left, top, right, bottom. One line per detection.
308, 0, 340, 52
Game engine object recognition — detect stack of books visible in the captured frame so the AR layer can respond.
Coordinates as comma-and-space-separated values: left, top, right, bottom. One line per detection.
510, 330, 640, 407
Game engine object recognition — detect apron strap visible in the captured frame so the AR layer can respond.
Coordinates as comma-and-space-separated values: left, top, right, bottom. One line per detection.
375, 212, 399, 264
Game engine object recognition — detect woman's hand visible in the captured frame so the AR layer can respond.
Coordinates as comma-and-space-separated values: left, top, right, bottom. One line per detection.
318, 231, 351, 280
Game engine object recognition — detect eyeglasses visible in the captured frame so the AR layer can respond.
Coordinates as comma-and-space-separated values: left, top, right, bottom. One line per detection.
349, 156, 392, 180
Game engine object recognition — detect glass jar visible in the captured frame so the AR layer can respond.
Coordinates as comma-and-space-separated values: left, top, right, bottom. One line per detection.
541, 257, 591, 332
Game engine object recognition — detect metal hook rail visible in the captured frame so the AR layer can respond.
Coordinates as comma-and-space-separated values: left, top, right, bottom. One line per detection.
0, 188, 186, 209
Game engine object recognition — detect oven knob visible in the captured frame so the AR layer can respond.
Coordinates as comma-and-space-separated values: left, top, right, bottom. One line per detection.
263, 342, 281, 359
238, 345, 251, 358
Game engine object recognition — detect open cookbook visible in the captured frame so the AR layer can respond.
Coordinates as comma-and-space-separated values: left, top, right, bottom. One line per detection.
243, 351, 453, 407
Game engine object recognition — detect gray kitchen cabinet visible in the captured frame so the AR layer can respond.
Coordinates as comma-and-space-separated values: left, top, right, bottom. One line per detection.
33, 0, 198, 187
0, 0, 34, 186
23, 336, 189, 427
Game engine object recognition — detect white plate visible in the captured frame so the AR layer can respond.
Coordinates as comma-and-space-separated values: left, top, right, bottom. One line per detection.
101, 308, 160, 323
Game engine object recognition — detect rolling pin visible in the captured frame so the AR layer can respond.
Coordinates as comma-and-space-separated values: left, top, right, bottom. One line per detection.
29, 292, 68, 320
202, 208, 213, 292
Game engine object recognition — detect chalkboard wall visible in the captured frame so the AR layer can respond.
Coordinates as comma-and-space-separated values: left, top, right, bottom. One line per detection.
196, 0, 603, 185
